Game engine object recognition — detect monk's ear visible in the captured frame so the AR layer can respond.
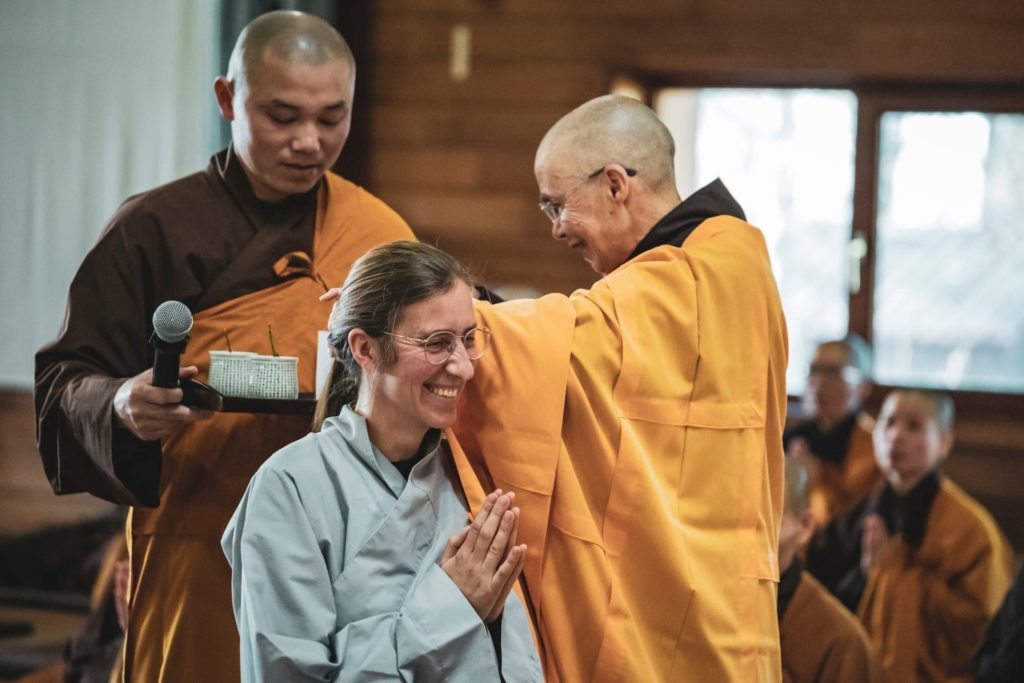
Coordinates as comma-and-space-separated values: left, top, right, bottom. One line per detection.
214, 76, 236, 121
604, 164, 633, 204
347, 329, 378, 373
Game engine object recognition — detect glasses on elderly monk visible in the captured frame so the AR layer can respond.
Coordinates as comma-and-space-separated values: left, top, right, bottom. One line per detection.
383, 328, 492, 365
538, 166, 638, 223
808, 363, 862, 384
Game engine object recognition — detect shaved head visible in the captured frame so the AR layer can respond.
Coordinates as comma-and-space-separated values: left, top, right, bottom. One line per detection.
227, 10, 354, 90
214, 10, 356, 202
533, 95, 683, 274
535, 95, 677, 194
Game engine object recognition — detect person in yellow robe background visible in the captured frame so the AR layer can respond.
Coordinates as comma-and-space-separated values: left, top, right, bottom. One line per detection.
778, 456, 881, 683
854, 390, 1014, 682
448, 95, 789, 681
786, 335, 881, 529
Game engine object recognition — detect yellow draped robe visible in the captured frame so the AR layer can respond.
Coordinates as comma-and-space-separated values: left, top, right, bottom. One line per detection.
857, 477, 1014, 683
780, 571, 881, 683
809, 413, 882, 528
452, 216, 789, 682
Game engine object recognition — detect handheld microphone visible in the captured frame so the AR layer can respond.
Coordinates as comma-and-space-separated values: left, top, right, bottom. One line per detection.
150, 301, 193, 388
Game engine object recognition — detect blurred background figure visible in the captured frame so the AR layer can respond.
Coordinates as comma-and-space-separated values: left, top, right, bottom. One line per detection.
809, 389, 1013, 682
785, 335, 882, 528
778, 457, 880, 683
973, 563, 1024, 683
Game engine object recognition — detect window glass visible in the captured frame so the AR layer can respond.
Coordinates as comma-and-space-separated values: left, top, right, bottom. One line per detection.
656, 88, 857, 393
874, 112, 1024, 392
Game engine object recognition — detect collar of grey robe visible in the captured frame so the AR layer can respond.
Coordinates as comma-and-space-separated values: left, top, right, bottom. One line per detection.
322, 406, 446, 501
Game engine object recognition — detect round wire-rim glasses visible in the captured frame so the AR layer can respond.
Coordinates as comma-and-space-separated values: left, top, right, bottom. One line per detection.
383, 328, 492, 365
538, 165, 638, 222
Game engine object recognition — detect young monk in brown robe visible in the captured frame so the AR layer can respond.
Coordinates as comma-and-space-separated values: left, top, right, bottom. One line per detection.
34, 12, 412, 682
778, 456, 881, 683
820, 390, 1014, 682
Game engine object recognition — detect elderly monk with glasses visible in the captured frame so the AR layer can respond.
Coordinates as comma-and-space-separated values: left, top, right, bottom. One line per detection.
324, 94, 787, 682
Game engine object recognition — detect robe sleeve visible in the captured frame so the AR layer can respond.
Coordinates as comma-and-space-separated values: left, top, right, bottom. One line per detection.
815, 625, 882, 683
222, 467, 506, 682
35, 210, 173, 507
874, 539, 1004, 674
973, 565, 1024, 682
918, 542, 1010, 672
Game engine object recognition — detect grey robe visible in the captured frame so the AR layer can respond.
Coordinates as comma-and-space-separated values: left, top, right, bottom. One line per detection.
222, 407, 542, 682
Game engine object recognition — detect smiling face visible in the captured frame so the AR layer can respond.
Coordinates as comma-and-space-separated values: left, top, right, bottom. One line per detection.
216, 54, 354, 202
873, 392, 952, 493
535, 157, 635, 276
368, 281, 478, 437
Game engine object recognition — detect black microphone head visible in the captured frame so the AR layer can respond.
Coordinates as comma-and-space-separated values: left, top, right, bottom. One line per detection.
152, 301, 193, 343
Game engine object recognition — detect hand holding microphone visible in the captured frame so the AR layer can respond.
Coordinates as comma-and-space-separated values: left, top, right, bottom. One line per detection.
150, 300, 193, 388
113, 301, 212, 441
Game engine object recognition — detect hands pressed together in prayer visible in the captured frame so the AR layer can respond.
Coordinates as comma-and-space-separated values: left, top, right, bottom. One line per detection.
788, 437, 824, 488
441, 490, 527, 624
860, 513, 891, 574
113, 366, 212, 441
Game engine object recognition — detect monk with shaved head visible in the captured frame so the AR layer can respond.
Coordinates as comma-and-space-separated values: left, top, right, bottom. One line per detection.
36, 10, 412, 681
449, 95, 788, 680
535, 95, 681, 274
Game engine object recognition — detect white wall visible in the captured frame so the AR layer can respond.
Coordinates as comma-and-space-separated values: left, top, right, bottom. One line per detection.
0, 0, 219, 388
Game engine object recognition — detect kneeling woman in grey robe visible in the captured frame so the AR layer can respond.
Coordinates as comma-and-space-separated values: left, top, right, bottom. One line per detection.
223, 242, 542, 682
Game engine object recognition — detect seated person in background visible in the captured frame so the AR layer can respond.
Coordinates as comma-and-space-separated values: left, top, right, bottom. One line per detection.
778, 456, 880, 683
222, 242, 541, 681
785, 335, 882, 528
811, 389, 1013, 682
973, 562, 1024, 683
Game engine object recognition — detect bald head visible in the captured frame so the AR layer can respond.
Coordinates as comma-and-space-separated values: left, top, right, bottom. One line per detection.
227, 11, 354, 91
535, 95, 677, 195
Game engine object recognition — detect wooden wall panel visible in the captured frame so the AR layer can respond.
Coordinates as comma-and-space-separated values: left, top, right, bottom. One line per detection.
369, 148, 537, 191
375, 62, 608, 104
376, 0, 1024, 22
372, 104, 570, 146
362, 0, 1023, 297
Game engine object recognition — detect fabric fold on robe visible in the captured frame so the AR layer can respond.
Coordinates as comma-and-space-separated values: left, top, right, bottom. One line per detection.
453, 215, 789, 682
778, 560, 881, 683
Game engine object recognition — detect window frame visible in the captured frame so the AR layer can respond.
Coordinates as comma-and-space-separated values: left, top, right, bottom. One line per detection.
630, 75, 1024, 417
852, 87, 1024, 418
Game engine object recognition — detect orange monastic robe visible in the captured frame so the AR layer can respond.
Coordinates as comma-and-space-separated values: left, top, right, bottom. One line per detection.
453, 216, 788, 682
857, 478, 1014, 683
124, 174, 413, 682
780, 570, 881, 683
809, 413, 882, 527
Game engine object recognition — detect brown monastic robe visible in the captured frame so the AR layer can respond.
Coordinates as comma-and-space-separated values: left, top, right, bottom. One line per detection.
35, 149, 413, 682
